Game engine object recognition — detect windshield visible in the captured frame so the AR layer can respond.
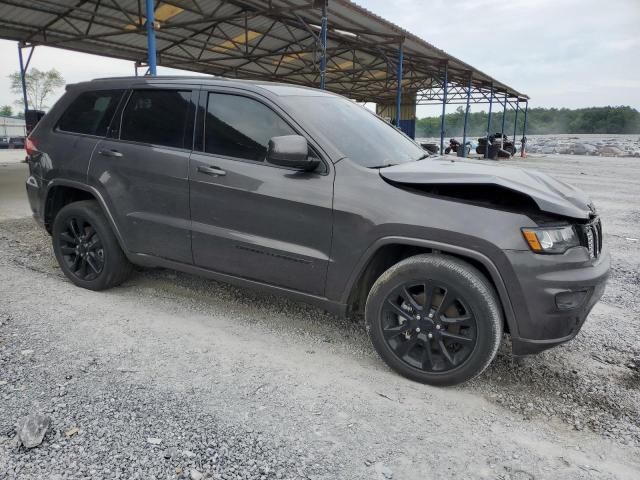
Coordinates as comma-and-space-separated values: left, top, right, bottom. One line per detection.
281, 95, 426, 167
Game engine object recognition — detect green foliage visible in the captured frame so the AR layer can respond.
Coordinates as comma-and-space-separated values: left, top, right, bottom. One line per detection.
416, 106, 640, 138
0, 105, 13, 116
8, 68, 65, 111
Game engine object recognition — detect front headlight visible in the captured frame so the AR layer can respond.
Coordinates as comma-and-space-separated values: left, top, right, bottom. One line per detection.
521, 225, 580, 254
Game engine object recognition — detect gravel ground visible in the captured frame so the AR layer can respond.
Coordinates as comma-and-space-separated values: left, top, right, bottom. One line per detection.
1, 154, 639, 479
0, 150, 27, 165
0, 164, 31, 220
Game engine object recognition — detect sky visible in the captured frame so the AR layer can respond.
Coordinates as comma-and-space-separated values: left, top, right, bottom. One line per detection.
0, 0, 638, 118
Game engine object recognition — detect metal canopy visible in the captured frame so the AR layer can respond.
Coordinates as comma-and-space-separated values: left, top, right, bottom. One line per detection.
0, 0, 528, 105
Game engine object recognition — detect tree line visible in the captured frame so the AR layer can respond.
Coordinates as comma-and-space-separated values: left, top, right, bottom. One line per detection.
416, 106, 640, 138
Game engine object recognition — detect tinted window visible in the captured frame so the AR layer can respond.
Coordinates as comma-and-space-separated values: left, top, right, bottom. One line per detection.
282, 95, 425, 168
204, 93, 295, 161
120, 90, 191, 148
58, 90, 123, 136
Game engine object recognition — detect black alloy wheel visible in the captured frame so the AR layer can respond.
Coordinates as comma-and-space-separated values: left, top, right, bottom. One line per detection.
381, 281, 477, 373
365, 254, 502, 386
57, 216, 105, 281
52, 200, 132, 291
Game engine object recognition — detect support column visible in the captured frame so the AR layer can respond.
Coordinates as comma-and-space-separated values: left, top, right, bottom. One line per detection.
395, 40, 404, 128
485, 85, 494, 158
500, 93, 507, 142
145, 0, 157, 76
17, 43, 29, 116
319, 0, 328, 89
512, 100, 520, 150
376, 91, 416, 138
461, 75, 472, 158
439, 63, 448, 154
520, 100, 529, 158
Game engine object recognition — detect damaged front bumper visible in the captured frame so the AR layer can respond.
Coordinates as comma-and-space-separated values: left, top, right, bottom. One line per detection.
505, 247, 610, 356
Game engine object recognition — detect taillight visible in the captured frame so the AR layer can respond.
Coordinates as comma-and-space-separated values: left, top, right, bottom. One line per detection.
25, 137, 36, 156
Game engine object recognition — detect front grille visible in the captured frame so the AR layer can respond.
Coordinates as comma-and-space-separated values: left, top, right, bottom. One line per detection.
577, 217, 603, 259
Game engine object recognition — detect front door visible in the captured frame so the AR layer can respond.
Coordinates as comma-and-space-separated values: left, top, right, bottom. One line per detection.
88, 87, 196, 263
189, 91, 333, 296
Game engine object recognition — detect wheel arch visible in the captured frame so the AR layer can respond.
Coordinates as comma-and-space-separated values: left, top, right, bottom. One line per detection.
44, 179, 129, 254
342, 237, 518, 337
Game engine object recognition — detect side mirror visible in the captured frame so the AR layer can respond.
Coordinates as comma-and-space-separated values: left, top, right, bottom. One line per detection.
267, 135, 319, 171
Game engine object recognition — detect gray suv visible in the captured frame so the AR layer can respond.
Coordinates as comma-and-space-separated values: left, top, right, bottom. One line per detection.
25, 76, 609, 386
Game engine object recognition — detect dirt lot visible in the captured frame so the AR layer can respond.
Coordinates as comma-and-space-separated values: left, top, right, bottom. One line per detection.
1, 155, 639, 479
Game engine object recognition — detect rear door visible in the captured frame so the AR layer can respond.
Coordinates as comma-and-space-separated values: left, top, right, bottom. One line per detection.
189, 89, 334, 296
88, 86, 196, 263
39, 88, 126, 185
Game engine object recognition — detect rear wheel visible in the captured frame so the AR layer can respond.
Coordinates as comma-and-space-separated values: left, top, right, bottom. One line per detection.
52, 200, 132, 290
365, 254, 502, 386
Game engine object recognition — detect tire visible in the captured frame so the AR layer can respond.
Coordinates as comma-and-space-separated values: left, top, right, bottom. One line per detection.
52, 200, 133, 291
365, 254, 502, 386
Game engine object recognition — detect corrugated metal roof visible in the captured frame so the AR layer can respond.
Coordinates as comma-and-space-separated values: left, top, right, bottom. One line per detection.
0, 0, 528, 104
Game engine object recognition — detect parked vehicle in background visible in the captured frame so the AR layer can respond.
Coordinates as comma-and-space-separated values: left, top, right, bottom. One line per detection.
419, 142, 439, 155
24, 76, 609, 386
443, 138, 472, 157
477, 133, 517, 159
0, 136, 25, 149
444, 138, 461, 154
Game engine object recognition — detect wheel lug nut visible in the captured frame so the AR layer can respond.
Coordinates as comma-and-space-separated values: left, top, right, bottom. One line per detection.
427, 333, 433, 339
415, 327, 421, 333
428, 313, 433, 318
436, 325, 441, 330
416, 315, 421, 320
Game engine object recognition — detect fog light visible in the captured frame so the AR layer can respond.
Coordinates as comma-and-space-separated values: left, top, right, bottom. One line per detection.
555, 290, 588, 310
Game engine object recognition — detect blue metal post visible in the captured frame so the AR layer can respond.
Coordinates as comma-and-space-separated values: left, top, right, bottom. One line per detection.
439, 63, 448, 154
485, 86, 494, 158
145, 0, 157, 76
512, 100, 520, 149
17, 44, 29, 116
395, 40, 404, 128
461, 75, 472, 158
520, 100, 529, 157
500, 93, 507, 139
319, 0, 328, 89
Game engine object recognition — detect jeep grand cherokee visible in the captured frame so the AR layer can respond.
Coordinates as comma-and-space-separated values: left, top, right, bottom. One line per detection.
24, 77, 609, 385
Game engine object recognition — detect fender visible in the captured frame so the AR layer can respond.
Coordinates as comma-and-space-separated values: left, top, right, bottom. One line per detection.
43, 178, 130, 255
340, 236, 520, 338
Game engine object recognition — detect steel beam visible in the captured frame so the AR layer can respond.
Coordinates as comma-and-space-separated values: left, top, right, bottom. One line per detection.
439, 62, 448, 154
17, 43, 29, 115
512, 101, 520, 154
500, 93, 507, 138
395, 40, 403, 128
319, 0, 328, 89
520, 100, 529, 157
461, 75, 472, 158
485, 85, 494, 158
145, 0, 157, 76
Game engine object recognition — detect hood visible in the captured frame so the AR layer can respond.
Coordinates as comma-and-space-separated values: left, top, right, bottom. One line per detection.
379, 158, 592, 220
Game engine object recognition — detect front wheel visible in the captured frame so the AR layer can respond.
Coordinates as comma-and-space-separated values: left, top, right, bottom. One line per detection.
365, 254, 502, 386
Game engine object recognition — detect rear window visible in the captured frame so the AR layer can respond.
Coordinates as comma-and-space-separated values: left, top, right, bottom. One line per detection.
57, 90, 123, 136
120, 89, 192, 149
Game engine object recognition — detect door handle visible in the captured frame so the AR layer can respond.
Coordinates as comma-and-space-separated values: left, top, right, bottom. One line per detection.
198, 165, 226, 176
99, 149, 123, 158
